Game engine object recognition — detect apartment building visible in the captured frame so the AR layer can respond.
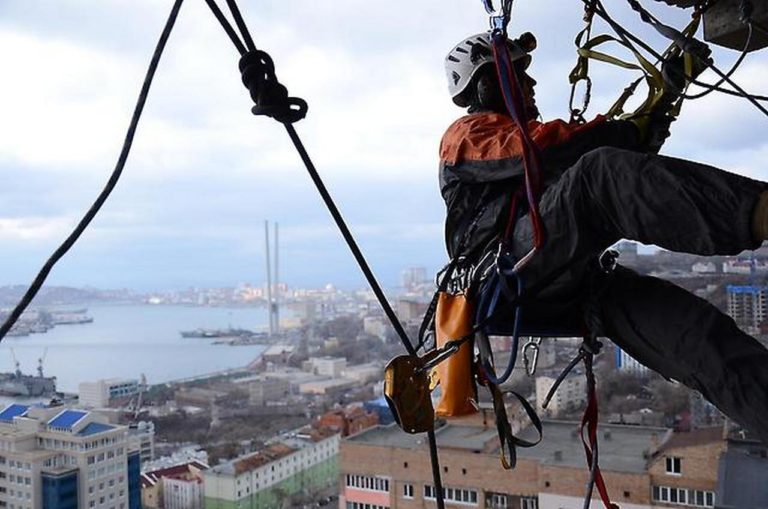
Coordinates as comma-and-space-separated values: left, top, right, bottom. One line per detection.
164, 474, 204, 509
338, 420, 728, 509
78, 379, 140, 409
535, 376, 587, 417
646, 427, 724, 508
141, 459, 208, 509
0, 403, 141, 509
127, 421, 155, 466
726, 284, 768, 332
614, 347, 650, 377
203, 428, 340, 508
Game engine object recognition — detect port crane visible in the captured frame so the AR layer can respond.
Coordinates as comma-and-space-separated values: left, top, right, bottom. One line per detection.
10, 348, 21, 378
37, 347, 48, 378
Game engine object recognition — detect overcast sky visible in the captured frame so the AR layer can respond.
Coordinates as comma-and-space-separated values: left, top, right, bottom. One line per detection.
1, 0, 767, 291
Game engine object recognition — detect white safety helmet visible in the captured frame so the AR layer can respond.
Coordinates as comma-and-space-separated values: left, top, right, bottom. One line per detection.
445, 32, 536, 106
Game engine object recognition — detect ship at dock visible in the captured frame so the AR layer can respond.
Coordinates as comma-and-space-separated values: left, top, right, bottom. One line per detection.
0, 351, 56, 397
180, 327, 256, 339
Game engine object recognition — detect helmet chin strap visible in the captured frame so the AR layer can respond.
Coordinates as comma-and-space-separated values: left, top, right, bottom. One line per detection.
470, 68, 507, 113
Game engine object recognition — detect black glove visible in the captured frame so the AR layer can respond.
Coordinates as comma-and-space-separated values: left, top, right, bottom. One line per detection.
661, 42, 712, 96
645, 112, 675, 153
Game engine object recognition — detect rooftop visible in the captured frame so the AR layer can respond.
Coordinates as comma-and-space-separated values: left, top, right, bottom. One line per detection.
347, 420, 668, 474
78, 422, 115, 437
654, 426, 723, 453
141, 460, 209, 488
48, 409, 88, 430
209, 427, 339, 477
0, 404, 30, 423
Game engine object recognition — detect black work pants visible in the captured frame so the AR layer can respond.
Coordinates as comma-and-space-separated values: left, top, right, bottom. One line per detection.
512, 147, 768, 443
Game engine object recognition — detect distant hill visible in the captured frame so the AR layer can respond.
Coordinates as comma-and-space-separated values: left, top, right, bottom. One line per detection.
0, 285, 138, 306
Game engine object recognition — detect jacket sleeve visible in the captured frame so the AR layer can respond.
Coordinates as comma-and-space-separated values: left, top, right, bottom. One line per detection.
441, 115, 641, 194
540, 118, 641, 181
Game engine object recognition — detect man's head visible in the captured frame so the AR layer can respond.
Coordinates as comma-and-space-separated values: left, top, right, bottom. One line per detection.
445, 32, 538, 117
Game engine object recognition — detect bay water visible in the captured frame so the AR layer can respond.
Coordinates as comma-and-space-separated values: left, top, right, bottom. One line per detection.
0, 304, 270, 404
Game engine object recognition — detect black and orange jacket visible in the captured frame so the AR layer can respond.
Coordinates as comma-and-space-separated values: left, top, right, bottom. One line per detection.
439, 112, 639, 260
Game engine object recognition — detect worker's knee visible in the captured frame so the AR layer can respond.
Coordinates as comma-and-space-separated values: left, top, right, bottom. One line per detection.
569, 147, 646, 190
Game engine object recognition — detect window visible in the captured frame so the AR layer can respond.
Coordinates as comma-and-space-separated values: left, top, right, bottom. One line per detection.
520, 497, 537, 509
345, 475, 390, 492
652, 485, 714, 508
403, 484, 414, 499
488, 493, 508, 508
424, 485, 478, 505
666, 456, 682, 475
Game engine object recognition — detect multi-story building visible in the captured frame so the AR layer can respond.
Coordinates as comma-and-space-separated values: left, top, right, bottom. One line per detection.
164, 474, 204, 509
203, 428, 340, 508
535, 376, 586, 417
316, 406, 379, 437
726, 284, 768, 332
141, 460, 208, 509
303, 357, 347, 378
401, 267, 427, 291
127, 421, 155, 466
78, 379, 140, 409
248, 377, 290, 406
339, 420, 729, 509
0, 403, 142, 509
614, 347, 650, 376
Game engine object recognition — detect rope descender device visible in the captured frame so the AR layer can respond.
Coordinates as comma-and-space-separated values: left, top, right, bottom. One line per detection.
383, 345, 460, 434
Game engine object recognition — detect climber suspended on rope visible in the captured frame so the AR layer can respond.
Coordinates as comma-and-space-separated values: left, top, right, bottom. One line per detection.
438, 28, 768, 446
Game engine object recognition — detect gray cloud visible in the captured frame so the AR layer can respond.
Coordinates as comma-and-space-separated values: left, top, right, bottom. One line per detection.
1, 0, 767, 291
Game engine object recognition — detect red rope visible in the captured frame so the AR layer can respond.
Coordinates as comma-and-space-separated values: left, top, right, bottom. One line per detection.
491, 37, 546, 251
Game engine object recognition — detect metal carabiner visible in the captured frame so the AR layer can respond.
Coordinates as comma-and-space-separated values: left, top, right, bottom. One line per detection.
482, 0, 514, 35
522, 337, 543, 376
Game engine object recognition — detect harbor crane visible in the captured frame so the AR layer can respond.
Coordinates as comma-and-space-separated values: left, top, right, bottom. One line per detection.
37, 347, 48, 378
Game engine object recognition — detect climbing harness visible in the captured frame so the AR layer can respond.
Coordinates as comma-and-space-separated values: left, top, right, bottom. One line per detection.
2, 2, 768, 508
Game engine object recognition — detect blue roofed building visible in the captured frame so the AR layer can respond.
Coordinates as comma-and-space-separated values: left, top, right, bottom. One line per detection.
0, 402, 145, 509
726, 284, 768, 334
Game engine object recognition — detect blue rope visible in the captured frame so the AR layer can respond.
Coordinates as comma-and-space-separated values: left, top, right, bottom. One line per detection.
477, 268, 524, 385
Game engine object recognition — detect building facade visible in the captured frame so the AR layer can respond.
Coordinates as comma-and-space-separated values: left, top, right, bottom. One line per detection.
78, 379, 140, 409
535, 376, 587, 417
163, 475, 204, 509
248, 377, 290, 406
203, 429, 340, 508
127, 421, 155, 466
726, 284, 768, 332
0, 403, 142, 509
338, 420, 729, 509
141, 459, 208, 509
614, 347, 651, 376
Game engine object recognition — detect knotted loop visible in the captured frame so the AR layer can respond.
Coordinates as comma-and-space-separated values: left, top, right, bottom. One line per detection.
238, 49, 307, 124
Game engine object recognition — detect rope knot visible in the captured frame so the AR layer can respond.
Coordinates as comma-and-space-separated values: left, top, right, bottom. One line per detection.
238, 50, 307, 124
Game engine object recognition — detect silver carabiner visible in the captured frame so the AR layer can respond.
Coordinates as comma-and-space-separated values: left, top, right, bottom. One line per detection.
523, 337, 543, 376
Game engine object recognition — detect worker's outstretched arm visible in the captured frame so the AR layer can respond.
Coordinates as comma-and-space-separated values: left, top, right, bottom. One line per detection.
626, 47, 712, 153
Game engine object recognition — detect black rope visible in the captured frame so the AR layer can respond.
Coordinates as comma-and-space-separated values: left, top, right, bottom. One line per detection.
427, 429, 446, 509
283, 123, 417, 356
202, 0, 246, 55
683, 22, 752, 101
0, 0, 185, 343
615, 0, 768, 117
225, 0, 257, 52
203, 0, 415, 353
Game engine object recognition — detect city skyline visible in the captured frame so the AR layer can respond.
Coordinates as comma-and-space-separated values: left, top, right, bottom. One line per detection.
2, 2, 767, 292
